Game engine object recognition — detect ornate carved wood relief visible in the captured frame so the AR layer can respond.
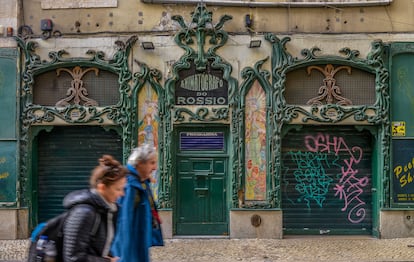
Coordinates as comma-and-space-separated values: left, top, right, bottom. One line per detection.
306, 64, 353, 106
55, 66, 99, 107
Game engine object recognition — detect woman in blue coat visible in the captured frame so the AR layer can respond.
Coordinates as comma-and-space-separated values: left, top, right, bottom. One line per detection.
111, 144, 162, 262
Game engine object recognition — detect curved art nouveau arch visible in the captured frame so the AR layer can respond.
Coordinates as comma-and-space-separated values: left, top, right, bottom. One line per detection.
15, 36, 137, 207
163, 4, 238, 209
265, 33, 390, 209
130, 60, 169, 208
237, 57, 278, 208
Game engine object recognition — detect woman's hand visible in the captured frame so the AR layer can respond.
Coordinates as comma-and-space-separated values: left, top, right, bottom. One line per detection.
105, 256, 120, 262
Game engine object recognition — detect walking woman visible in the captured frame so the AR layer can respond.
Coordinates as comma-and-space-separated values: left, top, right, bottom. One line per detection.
111, 144, 163, 262
62, 155, 127, 262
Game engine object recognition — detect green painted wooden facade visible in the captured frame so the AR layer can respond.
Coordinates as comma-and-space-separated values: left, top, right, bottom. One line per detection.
2, 4, 411, 237
0, 48, 18, 207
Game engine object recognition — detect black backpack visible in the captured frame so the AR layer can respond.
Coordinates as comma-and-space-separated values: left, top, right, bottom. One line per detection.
27, 204, 100, 262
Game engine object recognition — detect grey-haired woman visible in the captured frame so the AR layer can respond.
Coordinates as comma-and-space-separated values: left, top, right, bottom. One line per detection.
111, 144, 163, 262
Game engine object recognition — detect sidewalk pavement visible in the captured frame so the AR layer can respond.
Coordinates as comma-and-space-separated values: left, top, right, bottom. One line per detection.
2, 236, 414, 262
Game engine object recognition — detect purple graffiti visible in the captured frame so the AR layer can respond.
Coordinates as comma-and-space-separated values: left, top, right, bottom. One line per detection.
304, 133, 368, 224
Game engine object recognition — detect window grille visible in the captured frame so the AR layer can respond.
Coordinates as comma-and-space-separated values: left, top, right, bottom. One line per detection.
285, 65, 376, 106
33, 67, 120, 106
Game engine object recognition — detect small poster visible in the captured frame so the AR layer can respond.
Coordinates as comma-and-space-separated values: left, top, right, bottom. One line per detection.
392, 139, 414, 204
392, 121, 405, 137
0, 142, 17, 204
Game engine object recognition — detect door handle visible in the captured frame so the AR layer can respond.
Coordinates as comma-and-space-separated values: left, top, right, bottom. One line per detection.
194, 187, 208, 197
194, 187, 208, 191
195, 172, 210, 177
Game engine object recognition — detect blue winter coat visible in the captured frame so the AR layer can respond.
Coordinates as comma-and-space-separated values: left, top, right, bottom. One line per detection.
111, 164, 154, 262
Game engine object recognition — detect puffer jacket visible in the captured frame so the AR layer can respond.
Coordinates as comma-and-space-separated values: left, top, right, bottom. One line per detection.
62, 189, 118, 262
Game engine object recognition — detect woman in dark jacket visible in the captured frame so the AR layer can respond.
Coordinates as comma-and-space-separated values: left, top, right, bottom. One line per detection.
62, 155, 127, 262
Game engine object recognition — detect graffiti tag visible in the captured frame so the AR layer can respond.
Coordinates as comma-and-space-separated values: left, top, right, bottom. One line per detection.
304, 133, 368, 223
288, 151, 335, 208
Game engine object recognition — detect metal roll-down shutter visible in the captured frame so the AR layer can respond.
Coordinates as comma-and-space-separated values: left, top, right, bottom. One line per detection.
281, 126, 373, 235
36, 126, 123, 222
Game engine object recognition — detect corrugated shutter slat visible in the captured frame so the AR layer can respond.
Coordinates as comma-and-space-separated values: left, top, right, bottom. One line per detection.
282, 126, 373, 235
37, 126, 123, 222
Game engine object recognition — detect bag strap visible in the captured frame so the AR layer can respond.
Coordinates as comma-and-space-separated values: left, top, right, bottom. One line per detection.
143, 183, 162, 225
143, 182, 157, 210
91, 211, 101, 236
71, 204, 100, 237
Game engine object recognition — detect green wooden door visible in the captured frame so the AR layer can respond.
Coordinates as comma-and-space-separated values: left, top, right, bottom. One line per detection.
176, 157, 228, 235
174, 127, 229, 236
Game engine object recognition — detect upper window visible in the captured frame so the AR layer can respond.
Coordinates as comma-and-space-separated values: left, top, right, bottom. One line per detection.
33, 67, 120, 106
285, 64, 376, 106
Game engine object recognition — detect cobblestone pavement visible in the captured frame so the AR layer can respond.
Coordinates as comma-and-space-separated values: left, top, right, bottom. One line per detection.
2, 237, 414, 262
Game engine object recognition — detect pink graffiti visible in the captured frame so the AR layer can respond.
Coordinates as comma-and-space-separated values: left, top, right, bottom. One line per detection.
304, 133, 363, 162
304, 133, 368, 224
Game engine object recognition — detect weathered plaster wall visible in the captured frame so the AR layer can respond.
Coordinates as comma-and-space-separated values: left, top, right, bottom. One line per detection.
25, 32, 414, 85
159, 209, 173, 239
20, 0, 414, 38
230, 210, 282, 239
380, 211, 414, 238
0, 0, 19, 37
0, 210, 17, 239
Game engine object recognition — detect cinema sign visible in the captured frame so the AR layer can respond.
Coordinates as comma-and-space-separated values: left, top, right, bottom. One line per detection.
175, 64, 228, 106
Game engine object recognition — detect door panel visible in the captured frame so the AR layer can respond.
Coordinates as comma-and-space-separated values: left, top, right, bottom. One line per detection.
176, 157, 227, 235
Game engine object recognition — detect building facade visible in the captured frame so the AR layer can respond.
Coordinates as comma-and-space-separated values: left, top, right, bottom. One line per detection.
1, 0, 414, 239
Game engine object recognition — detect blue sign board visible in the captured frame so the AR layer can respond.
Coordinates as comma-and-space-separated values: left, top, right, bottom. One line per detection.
180, 132, 224, 151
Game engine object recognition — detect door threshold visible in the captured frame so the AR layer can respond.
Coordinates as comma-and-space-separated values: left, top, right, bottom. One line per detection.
173, 235, 230, 239
283, 235, 375, 239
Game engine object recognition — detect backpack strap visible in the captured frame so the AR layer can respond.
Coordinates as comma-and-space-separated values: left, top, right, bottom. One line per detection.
91, 210, 101, 236
71, 204, 100, 237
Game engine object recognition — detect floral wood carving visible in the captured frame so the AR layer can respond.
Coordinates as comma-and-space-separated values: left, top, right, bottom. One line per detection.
306, 64, 352, 106
55, 66, 99, 107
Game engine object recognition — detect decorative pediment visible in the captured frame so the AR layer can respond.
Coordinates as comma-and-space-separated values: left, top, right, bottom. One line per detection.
15, 36, 137, 124
166, 4, 237, 122
15, 36, 137, 206
265, 33, 389, 125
